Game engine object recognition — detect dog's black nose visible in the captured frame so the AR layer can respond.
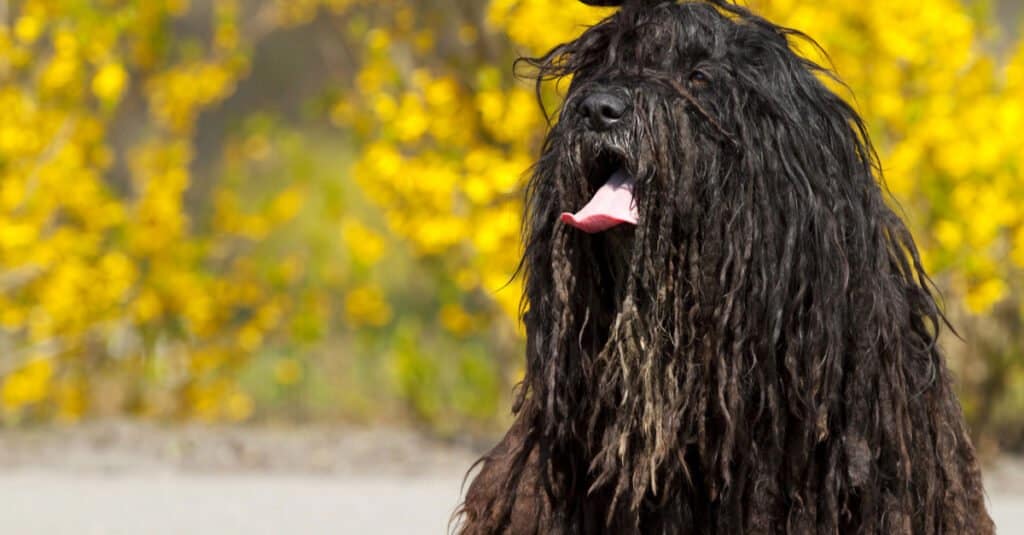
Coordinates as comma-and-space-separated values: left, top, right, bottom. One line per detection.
579, 92, 627, 130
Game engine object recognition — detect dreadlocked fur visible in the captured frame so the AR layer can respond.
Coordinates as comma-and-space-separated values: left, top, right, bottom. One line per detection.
455, 1, 993, 533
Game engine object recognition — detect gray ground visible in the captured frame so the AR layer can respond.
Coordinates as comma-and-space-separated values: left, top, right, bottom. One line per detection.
0, 422, 1019, 534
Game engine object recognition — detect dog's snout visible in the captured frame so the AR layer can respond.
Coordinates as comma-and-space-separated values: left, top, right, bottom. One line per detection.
579, 92, 628, 131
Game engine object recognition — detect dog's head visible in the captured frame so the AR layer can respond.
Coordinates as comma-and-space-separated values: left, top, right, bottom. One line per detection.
531, 0, 871, 239
523, 0, 880, 358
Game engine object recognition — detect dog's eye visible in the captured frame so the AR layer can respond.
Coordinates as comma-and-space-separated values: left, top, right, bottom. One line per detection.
688, 70, 710, 88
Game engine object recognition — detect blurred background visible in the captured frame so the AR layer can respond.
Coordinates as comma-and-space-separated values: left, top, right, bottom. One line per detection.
0, 0, 1021, 532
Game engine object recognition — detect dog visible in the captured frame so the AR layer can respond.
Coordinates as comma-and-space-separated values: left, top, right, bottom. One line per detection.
456, 1, 994, 533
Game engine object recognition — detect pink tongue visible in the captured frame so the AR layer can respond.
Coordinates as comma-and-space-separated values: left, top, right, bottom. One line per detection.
559, 168, 638, 233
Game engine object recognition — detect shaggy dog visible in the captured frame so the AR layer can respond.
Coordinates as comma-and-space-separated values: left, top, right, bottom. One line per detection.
457, 0, 993, 533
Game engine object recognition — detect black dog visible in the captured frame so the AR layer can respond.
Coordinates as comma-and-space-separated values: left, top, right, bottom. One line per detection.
457, 1, 993, 533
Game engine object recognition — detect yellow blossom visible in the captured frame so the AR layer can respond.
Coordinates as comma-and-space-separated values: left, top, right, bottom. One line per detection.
14, 16, 42, 44
2, 358, 54, 412
345, 284, 392, 327
92, 63, 128, 103
342, 218, 386, 265
965, 278, 1008, 315
440, 304, 475, 336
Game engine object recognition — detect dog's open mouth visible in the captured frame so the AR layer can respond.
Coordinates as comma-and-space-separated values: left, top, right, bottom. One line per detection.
559, 152, 639, 233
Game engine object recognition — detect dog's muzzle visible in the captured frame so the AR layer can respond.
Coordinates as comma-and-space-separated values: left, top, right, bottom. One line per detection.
560, 88, 638, 233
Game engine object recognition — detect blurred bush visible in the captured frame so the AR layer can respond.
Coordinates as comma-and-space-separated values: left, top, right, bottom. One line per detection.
0, 0, 1022, 448
0, 0, 513, 432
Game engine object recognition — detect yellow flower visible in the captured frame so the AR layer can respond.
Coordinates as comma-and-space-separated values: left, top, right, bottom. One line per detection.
440, 304, 475, 336
132, 289, 163, 323
2, 358, 54, 412
933, 220, 963, 251
341, 218, 386, 265
965, 278, 1008, 315
367, 29, 390, 52
394, 95, 429, 142
55, 380, 87, 423
267, 186, 305, 223
41, 57, 79, 93
225, 391, 254, 422
345, 284, 392, 327
237, 324, 264, 352
14, 16, 42, 44
0, 221, 38, 250
92, 63, 128, 103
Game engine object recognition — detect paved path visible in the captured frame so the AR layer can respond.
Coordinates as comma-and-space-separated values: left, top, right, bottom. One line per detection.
0, 470, 1019, 534
0, 470, 466, 534
0, 423, 1018, 534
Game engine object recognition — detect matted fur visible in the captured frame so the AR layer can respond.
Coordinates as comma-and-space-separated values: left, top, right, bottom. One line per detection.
455, 1, 993, 533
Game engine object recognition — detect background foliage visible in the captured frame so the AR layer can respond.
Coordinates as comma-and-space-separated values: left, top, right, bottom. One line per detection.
0, 0, 1022, 450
